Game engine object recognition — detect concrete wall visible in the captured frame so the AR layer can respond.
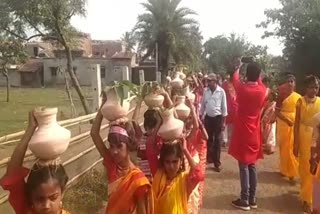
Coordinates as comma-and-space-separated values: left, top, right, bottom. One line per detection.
43, 58, 133, 87
0, 70, 21, 87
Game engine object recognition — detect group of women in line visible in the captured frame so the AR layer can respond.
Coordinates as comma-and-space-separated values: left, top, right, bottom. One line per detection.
260, 73, 320, 214
0, 74, 208, 214
4, 70, 320, 214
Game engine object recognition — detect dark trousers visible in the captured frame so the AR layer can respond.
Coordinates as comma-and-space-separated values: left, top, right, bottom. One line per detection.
204, 115, 222, 167
239, 162, 257, 202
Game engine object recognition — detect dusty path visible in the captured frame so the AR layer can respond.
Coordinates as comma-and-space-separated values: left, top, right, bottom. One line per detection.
201, 148, 302, 214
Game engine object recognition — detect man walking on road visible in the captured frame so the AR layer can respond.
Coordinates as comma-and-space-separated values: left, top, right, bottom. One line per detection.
200, 73, 227, 172
228, 62, 267, 211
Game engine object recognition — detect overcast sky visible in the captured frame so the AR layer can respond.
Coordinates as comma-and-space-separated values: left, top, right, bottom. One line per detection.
72, 0, 283, 55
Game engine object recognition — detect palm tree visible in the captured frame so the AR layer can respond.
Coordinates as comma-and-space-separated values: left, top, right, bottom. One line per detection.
121, 31, 136, 53
134, 0, 198, 81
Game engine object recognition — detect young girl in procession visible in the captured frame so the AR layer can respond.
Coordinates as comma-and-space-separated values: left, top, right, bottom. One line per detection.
0, 111, 70, 214
183, 97, 208, 213
294, 75, 320, 213
152, 135, 205, 214
131, 89, 173, 181
90, 99, 153, 214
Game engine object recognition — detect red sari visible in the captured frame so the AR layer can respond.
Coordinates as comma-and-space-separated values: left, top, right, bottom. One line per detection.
222, 80, 238, 124
228, 70, 267, 164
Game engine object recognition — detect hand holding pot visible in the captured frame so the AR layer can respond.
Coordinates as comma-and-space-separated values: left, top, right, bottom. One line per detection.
28, 110, 38, 130
185, 96, 193, 108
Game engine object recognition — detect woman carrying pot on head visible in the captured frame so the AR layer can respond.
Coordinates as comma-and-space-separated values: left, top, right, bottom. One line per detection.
90, 99, 153, 214
0, 111, 70, 214
183, 97, 209, 213
152, 136, 205, 214
294, 75, 320, 213
132, 89, 175, 181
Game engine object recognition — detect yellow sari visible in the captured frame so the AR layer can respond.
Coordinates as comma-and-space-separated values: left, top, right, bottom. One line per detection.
152, 170, 188, 214
106, 168, 153, 214
277, 92, 300, 178
297, 97, 320, 204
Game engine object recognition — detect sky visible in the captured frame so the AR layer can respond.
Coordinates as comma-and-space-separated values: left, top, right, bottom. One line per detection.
72, 0, 283, 56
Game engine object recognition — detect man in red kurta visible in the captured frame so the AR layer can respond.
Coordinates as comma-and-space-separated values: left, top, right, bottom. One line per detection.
228, 62, 267, 211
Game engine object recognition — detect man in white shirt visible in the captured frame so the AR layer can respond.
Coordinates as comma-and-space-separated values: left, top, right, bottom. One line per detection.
200, 73, 228, 172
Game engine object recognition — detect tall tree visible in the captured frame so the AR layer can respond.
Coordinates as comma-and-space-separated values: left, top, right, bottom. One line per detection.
134, 0, 199, 81
203, 34, 249, 73
171, 25, 204, 72
258, 0, 320, 81
121, 31, 136, 53
0, 39, 27, 102
0, 0, 91, 114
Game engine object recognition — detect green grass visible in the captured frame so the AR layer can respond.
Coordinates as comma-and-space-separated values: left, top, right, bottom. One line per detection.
0, 87, 91, 136
63, 169, 108, 214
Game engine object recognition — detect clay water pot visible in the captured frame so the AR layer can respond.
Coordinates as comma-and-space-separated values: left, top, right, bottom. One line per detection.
175, 96, 191, 121
170, 74, 184, 89
101, 88, 130, 121
158, 108, 184, 141
185, 86, 195, 104
144, 93, 164, 108
29, 107, 71, 160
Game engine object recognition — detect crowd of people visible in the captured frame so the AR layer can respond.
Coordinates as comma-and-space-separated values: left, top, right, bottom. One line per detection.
2, 61, 320, 214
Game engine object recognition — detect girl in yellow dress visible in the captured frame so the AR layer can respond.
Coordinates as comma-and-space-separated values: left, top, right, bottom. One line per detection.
276, 74, 300, 180
294, 75, 320, 213
152, 138, 205, 214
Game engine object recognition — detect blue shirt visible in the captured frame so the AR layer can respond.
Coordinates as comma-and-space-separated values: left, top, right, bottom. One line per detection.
200, 86, 228, 118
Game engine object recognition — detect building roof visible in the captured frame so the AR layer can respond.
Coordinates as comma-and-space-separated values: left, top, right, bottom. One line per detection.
18, 59, 43, 72
91, 40, 124, 58
111, 52, 135, 59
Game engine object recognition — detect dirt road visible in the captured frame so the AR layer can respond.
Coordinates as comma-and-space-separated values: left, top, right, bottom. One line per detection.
201, 148, 302, 214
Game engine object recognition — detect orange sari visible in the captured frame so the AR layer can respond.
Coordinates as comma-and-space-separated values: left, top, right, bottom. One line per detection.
106, 168, 153, 214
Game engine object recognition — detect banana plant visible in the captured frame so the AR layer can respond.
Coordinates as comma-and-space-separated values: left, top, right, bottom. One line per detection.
102, 81, 126, 105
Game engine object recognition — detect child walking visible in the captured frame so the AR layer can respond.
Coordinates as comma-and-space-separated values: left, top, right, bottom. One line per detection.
90, 100, 153, 214
0, 111, 70, 214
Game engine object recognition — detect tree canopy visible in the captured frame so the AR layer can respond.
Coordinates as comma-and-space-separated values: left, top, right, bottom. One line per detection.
258, 0, 320, 81
134, 0, 200, 80
0, 0, 91, 113
203, 34, 269, 74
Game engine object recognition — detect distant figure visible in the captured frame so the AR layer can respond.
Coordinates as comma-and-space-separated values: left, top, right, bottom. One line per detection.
200, 73, 228, 172
228, 62, 267, 211
261, 77, 277, 154
222, 71, 238, 147
294, 75, 320, 213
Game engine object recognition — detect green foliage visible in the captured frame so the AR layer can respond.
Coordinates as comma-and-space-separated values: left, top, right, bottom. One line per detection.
203, 33, 269, 74
134, 0, 200, 78
0, 39, 27, 68
258, 0, 320, 81
121, 31, 136, 53
0, 0, 87, 46
121, 80, 161, 99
